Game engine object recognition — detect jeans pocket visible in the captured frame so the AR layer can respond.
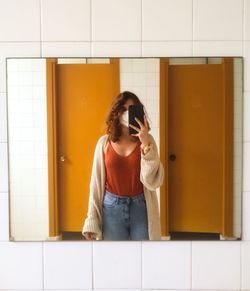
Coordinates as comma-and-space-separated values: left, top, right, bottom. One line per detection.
103, 194, 117, 207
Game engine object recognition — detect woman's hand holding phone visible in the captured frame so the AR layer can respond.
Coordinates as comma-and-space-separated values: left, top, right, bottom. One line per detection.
129, 114, 150, 147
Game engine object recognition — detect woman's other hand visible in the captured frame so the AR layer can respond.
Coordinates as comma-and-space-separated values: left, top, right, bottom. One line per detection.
83, 232, 96, 240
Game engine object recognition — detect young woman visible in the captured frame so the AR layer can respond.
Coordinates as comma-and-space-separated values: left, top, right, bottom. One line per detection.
82, 91, 164, 240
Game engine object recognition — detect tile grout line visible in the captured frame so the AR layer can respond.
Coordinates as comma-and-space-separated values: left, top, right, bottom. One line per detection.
192, 0, 194, 56
90, 0, 93, 57
0, 40, 245, 43
42, 242, 45, 290
241, 0, 245, 243
243, 0, 245, 44
141, 0, 143, 57
39, 0, 42, 57
242, 0, 244, 59
191, 241, 192, 290
91, 241, 94, 290
240, 240, 242, 290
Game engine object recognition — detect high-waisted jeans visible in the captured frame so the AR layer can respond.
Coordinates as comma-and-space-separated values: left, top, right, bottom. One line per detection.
102, 190, 149, 240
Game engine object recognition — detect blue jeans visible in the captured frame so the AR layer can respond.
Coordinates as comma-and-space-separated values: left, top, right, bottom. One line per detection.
102, 190, 149, 240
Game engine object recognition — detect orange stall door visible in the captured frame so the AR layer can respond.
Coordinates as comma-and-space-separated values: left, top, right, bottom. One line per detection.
47, 60, 120, 235
160, 58, 233, 237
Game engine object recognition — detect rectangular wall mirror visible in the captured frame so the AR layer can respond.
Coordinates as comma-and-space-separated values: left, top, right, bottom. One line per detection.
6, 57, 243, 241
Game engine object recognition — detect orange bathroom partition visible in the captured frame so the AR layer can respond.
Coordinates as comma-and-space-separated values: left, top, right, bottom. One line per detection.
160, 58, 234, 238
46, 59, 120, 237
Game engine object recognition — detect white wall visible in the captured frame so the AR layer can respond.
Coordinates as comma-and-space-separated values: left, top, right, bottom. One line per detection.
0, 0, 250, 290
7, 59, 49, 241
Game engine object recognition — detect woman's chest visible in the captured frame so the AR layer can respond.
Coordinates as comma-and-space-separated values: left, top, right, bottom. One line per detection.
104, 140, 140, 157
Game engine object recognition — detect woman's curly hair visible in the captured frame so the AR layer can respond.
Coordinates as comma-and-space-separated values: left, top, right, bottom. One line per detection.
105, 91, 151, 142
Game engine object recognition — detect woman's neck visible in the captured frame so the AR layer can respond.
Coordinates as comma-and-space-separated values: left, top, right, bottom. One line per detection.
119, 126, 137, 143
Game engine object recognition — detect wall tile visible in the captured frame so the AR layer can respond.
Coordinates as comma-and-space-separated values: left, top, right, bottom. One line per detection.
243, 41, 250, 91
0, 142, 8, 193
142, 0, 192, 41
192, 242, 241, 289
242, 241, 250, 288
91, 42, 142, 57
0, 93, 7, 142
193, 0, 243, 40
43, 242, 92, 289
41, 42, 91, 57
0, 0, 40, 41
243, 142, 250, 191
0, 42, 40, 92
0, 194, 9, 241
41, 0, 91, 41
193, 41, 243, 56
244, 0, 250, 40
142, 241, 191, 289
0, 242, 43, 289
242, 191, 250, 240
92, 0, 141, 41
93, 242, 141, 289
142, 41, 192, 57
92, 290, 140, 291
244, 91, 250, 142
0, 1, 249, 290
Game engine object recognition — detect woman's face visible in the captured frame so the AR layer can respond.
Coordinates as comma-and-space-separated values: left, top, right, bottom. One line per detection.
119, 99, 136, 128
123, 99, 136, 110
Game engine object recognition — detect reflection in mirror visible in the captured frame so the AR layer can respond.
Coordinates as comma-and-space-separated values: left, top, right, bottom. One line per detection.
6, 57, 243, 241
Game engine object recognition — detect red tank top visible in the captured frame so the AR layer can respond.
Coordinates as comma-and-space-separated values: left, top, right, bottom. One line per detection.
104, 140, 144, 196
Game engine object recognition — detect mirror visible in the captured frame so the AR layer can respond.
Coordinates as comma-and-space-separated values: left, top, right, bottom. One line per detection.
6, 57, 243, 241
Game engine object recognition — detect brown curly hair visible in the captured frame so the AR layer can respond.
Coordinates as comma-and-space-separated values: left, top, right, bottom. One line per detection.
105, 91, 151, 142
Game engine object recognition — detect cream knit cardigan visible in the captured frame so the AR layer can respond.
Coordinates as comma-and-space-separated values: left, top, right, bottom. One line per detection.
82, 133, 165, 240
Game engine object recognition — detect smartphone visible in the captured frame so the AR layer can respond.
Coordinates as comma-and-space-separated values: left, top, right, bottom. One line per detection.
128, 104, 144, 135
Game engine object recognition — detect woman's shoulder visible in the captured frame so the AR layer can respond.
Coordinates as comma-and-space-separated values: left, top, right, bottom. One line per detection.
97, 134, 108, 143
95, 134, 109, 150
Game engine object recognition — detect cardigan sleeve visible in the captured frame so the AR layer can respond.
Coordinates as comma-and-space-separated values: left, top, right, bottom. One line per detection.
140, 133, 164, 191
82, 136, 105, 239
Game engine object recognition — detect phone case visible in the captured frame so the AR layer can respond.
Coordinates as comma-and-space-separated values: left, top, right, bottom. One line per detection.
128, 105, 144, 135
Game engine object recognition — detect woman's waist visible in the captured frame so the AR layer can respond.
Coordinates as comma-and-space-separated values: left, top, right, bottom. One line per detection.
104, 189, 145, 201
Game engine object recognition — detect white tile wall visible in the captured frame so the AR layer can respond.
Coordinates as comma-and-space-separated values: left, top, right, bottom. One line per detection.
242, 191, 250, 240
92, 0, 141, 41
41, 0, 91, 41
41, 42, 91, 57
92, 42, 142, 57
241, 241, 250, 288
244, 91, 250, 142
193, 0, 243, 41
142, 241, 191, 289
142, 0, 192, 41
0, 0, 250, 290
0, 193, 9, 241
0, 43, 40, 92
0, 142, 8, 193
43, 242, 92, 289
243, 142, 250, 191
193, 41, 243, 56
0, 0, 40, 42
243, 41, 250, 91
142, 41, 193, 56
0, 242, 43, 289
192, 242, 241, 289
93, 242, 141, 289
0, 93, 7, 142
7, 59, 48, 241
245, 0, 250, 40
